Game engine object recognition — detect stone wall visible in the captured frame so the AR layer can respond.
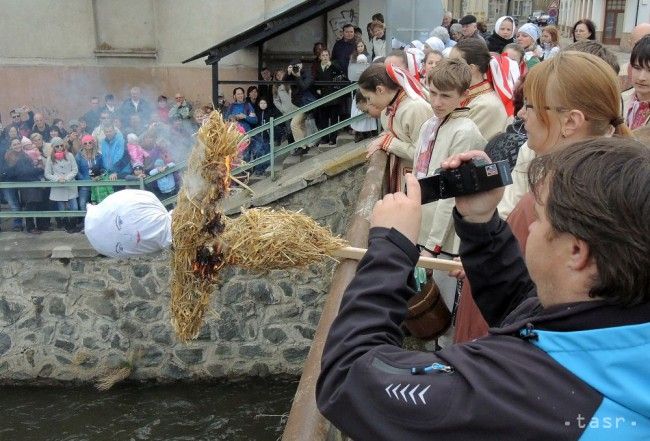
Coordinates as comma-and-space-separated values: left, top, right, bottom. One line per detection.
0, 165, 366, 385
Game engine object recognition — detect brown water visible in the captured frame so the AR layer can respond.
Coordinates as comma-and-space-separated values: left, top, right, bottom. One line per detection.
0, 378, 298, 440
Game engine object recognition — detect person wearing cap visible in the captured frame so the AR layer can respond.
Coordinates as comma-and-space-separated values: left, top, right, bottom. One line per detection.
76, 134, 104, 209
44, 137, 80, 233
516, 23, 543, 69
459, 14, 485, 42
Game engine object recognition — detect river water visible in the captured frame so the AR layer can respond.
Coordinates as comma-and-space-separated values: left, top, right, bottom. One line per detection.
1, 378, 298, 440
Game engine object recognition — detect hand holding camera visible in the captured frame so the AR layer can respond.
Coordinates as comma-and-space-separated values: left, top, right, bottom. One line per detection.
438, 151, 510, 223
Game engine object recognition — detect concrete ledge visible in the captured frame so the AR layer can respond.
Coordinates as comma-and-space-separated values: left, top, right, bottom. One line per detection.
0, 230, 99, 260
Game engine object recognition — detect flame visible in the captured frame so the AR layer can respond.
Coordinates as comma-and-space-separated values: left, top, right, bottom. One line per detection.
223, 155, 232, 188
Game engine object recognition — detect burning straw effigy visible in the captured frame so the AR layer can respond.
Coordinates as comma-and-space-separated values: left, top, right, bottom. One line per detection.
170, 111, 347, 341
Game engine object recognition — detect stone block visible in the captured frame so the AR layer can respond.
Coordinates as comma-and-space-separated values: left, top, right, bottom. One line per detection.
125, 301, 162, 322
216, 310, 240, 341
214, 344, 231, 357
196, 323, 212, 341
310, 197, 339, 220
83, 337, 99, 349
55, 339, 75, 353
72, 278, 107, 292
132, 263, 151, 278
263, 327, 287, 344
278, 280, 294, 297
120, 320, 144, 338
239, 344, 265, 358
107, 268, 124, 282
248, 280, 276, 304
251, 178, 307, 206
38, 364, 53, 377
0, 332, 11, 356
22, 270, 69, 293
164, 363, 190, 380
139, 346, 164, 367
70, 260, 85, 273
250, 362, 270, 377
111, 333, 130, 351
283, 346, 310, 364
206, 364, 225, 377
18, 317, 42, 331
307, 310, 322, 326
294, 325, 316, 340
130, 278, 154, 300
85, 296, 118, 320
0, 297, 25, 325
49, 297, 66, 317
222, 281, 247, 304
150, 324, 173, 345
55, 355, 71, 365
59, 322, 75, 337
296, 288, 320, 306
176, 348, 203, 365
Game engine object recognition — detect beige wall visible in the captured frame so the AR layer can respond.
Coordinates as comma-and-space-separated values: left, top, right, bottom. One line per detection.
0, 0, 327, 122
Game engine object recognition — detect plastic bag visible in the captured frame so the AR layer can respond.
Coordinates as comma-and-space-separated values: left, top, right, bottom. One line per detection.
85, 189, 172, 258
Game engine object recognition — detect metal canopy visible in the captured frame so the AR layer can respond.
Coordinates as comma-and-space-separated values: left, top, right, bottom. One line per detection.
182, 0, 352, 65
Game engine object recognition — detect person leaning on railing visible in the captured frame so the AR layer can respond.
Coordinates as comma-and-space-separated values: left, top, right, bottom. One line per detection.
75, 134, 104, 209
2, 137, 50, 234
44, 137, 81, 233
1, 138, 26, 232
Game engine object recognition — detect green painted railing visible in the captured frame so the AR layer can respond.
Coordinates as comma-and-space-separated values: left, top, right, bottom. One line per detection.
0, 82, 365, 219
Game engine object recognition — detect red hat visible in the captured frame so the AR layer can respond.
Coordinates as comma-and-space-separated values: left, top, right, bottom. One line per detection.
81, 134, 95, 144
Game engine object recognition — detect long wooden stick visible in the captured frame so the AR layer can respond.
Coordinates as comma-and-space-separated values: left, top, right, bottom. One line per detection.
333, 246, 463, 271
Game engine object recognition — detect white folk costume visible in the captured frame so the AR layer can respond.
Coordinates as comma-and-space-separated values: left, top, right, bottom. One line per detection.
461, 79, 508, 142
414, 109, 486, 254
380, 65, 433, 192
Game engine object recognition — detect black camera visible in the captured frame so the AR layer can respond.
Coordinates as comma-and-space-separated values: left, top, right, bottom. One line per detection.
416, 158, 512, 205
291, 65, 300, 73
89, 166, 104, 178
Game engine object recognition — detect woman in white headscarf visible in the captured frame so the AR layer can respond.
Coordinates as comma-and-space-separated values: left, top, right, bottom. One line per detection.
424, 36, 445, 54
516, 23, 543, 69
486, 16, 516, 54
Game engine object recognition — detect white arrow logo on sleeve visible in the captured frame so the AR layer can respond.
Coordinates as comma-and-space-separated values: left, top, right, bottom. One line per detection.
392, 384, 402, 400
408, 384, 420, 405
418, 385, 431, 404
385, 384, 393, 398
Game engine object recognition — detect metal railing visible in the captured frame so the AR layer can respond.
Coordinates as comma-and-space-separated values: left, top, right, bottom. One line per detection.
0, 82, 365, 219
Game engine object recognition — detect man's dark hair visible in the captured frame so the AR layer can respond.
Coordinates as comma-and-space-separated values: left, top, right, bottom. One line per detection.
572, 19, 596, 42
371, 13, 384, 22
564, 40, 620, 74
630, 35, 650, 69
357, 63, 398, 92
454, 38, 491, 74
232, 87, 245, 95
105, 94, 114, 101
528, 137, 650, 306
342, 23, 354, 30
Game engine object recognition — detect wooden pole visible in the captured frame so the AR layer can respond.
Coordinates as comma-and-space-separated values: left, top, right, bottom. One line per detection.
333, 246, 463, 272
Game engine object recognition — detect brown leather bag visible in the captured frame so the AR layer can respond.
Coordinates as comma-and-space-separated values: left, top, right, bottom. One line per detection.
402, 280, 452, 340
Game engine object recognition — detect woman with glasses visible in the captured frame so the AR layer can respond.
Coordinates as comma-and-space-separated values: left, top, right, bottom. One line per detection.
44, 137, 80, 233
76, 134, 104, 209
453, 51, 631, 343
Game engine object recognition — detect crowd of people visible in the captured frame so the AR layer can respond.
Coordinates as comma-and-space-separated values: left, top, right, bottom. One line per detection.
0, 88, 200, 234
315, 12, 650, 441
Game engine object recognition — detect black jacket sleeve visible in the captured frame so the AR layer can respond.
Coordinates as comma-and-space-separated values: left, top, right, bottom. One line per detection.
454, 208, 536, 327
316, 222, 600, 441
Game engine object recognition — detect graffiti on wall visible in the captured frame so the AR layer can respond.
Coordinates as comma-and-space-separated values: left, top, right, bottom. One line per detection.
329, 9, 357, 39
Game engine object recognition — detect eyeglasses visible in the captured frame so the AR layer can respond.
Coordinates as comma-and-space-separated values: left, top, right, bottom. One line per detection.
522, 100, 569, 113
82, 142, 93, 146
54, 145, 65, 149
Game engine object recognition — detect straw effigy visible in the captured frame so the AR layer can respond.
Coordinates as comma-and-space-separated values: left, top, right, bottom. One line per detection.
170, 111, 347, 341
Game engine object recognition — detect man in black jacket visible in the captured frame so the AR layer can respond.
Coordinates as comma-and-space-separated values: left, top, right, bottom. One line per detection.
316, 137, 650, 440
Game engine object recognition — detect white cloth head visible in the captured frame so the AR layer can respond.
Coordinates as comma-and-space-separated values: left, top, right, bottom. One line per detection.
391, 37, 406, 49
85, 189, 172, 258
410, 40, 425, 51
429, 26, 450, 45
494, 16, 516, 39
